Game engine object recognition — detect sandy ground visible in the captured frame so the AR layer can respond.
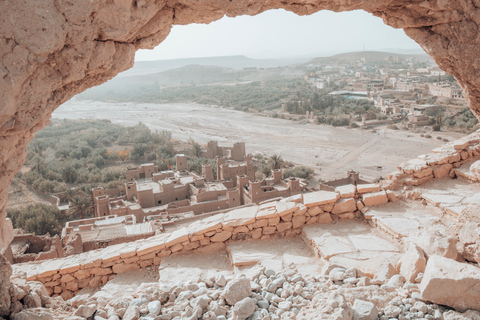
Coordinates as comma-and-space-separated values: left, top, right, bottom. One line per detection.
53, 100, 465, 181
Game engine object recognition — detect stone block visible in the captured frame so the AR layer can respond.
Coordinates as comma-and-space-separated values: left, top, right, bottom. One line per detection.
352, 299, 378, 320
275, 201, 297, 216
307, 206, 323, 217
112, 263, 138, 274
256, 208, 278, 220
420, 255, 480, 311
292, 215, 306, 229
211, 231, 232, 243
356, 184, 381, 194
362, 191, 388, 207
293, 203, 307, 216
253, 219, 268, 228
303, 191, 340, 208
268, 216, 280, 226
331, 198, 357, 214
336, 184, 356, 198
276, 222, 292, 233
223, 206, 258, 227
399, 243, 426, 283
164, 227, 189, 248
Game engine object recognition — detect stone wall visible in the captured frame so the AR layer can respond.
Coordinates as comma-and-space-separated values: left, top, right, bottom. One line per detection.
14, 185, 393, 300
384, 130, 480, 189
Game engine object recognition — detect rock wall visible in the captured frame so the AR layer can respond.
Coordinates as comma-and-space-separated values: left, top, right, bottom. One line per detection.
1, 0, 480, 250
13, 185, 392, 300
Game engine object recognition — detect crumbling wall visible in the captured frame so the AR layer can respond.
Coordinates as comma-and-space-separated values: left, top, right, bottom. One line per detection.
14, 185, 392, 300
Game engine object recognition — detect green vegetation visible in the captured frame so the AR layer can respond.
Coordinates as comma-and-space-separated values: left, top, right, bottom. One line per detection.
7, 204, 65, 236
18, 120, 173, 195
283, 166, 314, 179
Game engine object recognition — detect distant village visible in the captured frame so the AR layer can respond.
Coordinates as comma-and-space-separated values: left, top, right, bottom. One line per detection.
299, 55, 466, 128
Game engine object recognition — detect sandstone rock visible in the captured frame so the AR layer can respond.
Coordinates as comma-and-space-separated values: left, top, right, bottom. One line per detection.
210, 231, 232, 242
223, 277, 251, 305
331, 198, 357, 214
433, 163, 454, 179
23, 292, 42, 309
373, 261, 397, 283
303, 191, 340, 208
73, 304, 97, 318
336, 185, 356, 198
11, 308, 54, 320
352, 299, 378, 320
357, 184, 380, 194
415, 230, 458, 260
232, 297, 255, 320
443, 309, 480, 320
123, 305, 140, 320
459, 222, 480, 245
399, 243, 426, 283
147, 300, 161, 316
362, 191, 388, 206
420, 255, 480, 311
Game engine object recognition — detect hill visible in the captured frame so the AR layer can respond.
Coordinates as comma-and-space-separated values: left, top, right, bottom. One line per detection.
304, 51, 434, 66
118, 55, 306, 77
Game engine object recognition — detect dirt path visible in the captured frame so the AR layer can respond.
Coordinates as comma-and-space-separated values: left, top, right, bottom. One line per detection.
54, 100, 465, 181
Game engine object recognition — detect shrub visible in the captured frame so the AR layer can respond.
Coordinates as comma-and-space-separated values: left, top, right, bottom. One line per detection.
283, 166, 313, 179
7, 203, 64, 236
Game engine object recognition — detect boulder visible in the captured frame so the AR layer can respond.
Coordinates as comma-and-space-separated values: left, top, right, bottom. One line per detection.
232, 297, 255, 320
11, 308, 54, 320
73, 305, 97, 318
420, 255, 480, 311
415, 230, 458, 260
23, 292, 42, 309
399, 243, 427, 283
123, 305, 140, 320
352, 299, 378, 320
223, 277, 251, 305
373, 261, 397, 283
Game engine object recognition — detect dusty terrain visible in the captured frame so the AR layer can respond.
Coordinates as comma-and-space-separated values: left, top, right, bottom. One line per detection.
54, 100, 464, 181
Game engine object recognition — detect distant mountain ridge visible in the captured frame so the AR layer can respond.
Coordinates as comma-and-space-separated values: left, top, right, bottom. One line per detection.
119, 55, 306, 77
304, 51, 433, 66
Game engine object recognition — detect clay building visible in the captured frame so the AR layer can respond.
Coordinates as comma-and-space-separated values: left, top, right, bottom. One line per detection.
205, 141, 246, 161
92, 148, 307, 224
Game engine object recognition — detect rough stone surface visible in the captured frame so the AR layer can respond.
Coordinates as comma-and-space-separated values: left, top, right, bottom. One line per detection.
232, 297, 256, 320
399, 243, 427, 283
420, 255, 480, 312
223, 277, 251, 306
352, 299, 378, 320
11, 308, 54, 320
0, 253, 12, 316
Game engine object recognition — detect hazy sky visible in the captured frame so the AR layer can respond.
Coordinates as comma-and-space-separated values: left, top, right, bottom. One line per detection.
135, 9, 423, 61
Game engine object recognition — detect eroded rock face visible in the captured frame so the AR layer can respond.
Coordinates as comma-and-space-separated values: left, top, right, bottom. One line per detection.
1, 1, 480, 254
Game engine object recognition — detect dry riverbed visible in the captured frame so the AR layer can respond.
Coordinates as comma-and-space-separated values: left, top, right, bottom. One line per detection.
53, 100, 465, 181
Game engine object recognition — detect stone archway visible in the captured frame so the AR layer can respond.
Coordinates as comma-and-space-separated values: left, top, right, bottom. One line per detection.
1, 0, 479, 248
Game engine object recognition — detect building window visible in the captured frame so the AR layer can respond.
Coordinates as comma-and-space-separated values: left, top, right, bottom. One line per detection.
175, 198, 178, 201
158, 200, 161, 205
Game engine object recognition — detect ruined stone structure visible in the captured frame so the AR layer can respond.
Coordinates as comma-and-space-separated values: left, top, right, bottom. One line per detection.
92, 154, 307, 222
205, 141, 246, 161
2, 0, 480, 254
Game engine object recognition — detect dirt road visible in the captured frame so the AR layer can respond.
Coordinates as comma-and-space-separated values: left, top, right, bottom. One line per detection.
53, 100, 465, 181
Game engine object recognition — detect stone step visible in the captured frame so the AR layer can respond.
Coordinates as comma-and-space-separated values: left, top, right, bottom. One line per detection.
301, 220, 402, 276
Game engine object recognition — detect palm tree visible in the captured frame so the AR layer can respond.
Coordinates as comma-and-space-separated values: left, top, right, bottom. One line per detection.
269, 154, 284, 170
